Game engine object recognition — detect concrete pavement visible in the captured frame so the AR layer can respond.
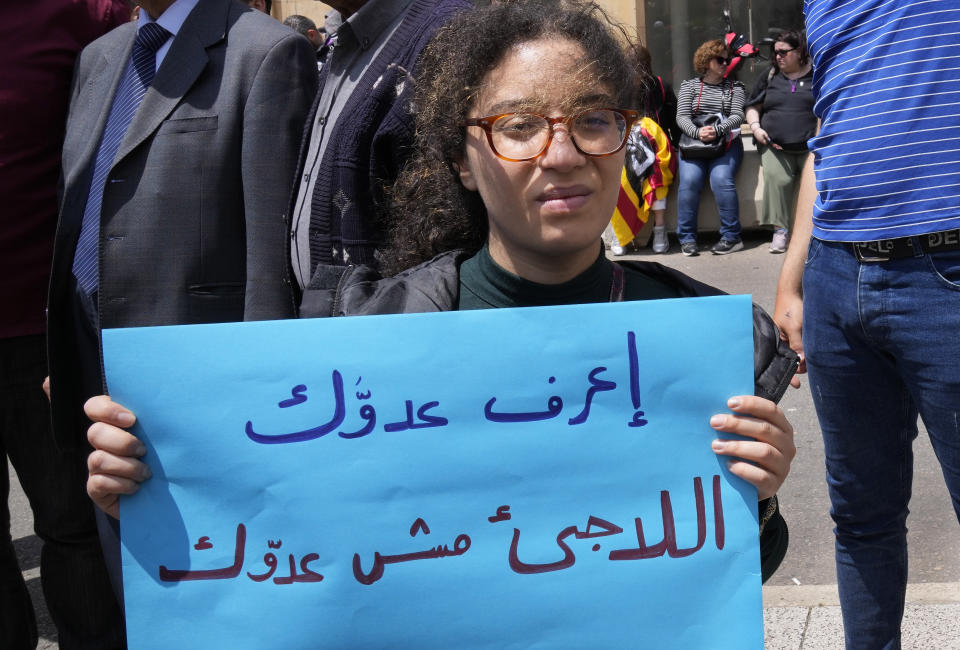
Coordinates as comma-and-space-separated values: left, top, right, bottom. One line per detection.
763, 583, 960, 649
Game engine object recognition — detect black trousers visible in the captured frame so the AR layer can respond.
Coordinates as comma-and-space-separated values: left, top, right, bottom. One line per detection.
0, 334, 124, 649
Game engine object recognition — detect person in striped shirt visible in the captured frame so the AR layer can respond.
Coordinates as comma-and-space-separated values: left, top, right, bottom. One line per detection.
674, 39, 746, 256
774, 2, 960, 647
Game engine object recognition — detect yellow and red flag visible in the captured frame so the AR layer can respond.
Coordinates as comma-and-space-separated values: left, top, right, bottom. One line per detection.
610, 117, 677, 247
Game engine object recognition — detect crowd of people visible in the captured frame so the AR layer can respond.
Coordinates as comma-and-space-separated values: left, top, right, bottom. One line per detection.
1, 0, 957, 649
606, 29, 817, 258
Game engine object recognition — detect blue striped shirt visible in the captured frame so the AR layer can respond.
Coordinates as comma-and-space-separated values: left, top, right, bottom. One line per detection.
805, 0, 960, 241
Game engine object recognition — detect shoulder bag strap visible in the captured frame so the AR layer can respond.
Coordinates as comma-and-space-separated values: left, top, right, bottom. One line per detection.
655, 75, 667, 122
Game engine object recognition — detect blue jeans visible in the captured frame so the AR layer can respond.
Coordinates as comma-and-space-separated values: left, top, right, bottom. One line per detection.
676, 138, 743, 243
802, 238, 960, 650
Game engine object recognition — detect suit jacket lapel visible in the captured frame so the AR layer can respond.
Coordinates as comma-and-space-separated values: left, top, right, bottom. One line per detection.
114, 0, 229, 164
66, 33, 134, 203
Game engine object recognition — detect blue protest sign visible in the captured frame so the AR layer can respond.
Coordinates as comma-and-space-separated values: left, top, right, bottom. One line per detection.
103, 295, 762, 649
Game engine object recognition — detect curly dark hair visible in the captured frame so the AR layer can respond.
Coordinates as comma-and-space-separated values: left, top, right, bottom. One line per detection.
692, 39, 728, 76
381, 0, 637, 275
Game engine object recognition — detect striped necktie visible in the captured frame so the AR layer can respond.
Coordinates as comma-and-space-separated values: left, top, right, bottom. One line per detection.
72, 22, 171, 295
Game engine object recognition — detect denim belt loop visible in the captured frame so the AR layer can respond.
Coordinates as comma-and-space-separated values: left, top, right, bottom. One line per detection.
910, 236, 925, 258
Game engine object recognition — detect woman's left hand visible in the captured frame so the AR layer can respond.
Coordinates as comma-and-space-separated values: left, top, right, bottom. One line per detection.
709, 395, 795, 500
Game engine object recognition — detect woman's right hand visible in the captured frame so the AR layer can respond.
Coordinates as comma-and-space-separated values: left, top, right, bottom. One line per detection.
698, 125, 718, 142
85, 395, 151, 519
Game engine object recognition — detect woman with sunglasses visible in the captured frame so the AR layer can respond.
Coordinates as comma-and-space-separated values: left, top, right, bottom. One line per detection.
85, 0, 796, 585
675, 40, 746, 256
745, 30, 815, 253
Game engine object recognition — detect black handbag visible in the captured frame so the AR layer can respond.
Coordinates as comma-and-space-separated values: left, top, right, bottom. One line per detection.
679, 80, 731, 160
679, 114, 725, 159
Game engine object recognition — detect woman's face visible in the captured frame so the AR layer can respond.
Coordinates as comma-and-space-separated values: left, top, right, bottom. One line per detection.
457, 37, 627, 281
706, 51, 730, 77
774, 40, 801, 73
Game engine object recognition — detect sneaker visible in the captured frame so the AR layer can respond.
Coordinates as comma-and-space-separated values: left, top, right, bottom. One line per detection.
680, 241, 699, 257
611, 244, 625, 256
770, 228, 789, 253
711, 238, 744, 255
652, 225, 669, 253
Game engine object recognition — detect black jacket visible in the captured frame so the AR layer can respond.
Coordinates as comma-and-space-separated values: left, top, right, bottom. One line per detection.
303, 250, 799, 403
301, 250, 797, 581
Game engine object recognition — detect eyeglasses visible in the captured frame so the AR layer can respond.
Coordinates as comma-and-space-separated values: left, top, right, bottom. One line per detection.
714, 56, 731, 65
774, 48, 796, 57
462, 108, 639, 162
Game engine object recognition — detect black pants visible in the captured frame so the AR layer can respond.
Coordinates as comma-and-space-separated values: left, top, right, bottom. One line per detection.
0, 334, 124, 649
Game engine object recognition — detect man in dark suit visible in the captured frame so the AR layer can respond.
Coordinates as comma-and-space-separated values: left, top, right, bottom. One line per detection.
47, 0, 317, 598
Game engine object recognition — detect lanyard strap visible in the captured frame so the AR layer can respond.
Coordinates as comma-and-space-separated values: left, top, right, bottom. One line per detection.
696, 79, 731, 114
609, 263, 626, 302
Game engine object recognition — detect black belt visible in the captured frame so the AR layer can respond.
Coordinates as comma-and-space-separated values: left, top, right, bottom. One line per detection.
852, 228, 960, 262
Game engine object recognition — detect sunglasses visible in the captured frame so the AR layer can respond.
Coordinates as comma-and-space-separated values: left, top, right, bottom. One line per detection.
714, 56, 730, 65
774, 48, 796, 57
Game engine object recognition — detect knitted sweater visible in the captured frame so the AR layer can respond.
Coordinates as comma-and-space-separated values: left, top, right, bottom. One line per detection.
291, 0, 471, 275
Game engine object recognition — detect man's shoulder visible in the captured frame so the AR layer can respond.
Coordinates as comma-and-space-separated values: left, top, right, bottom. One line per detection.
210, 2, 315, 73
401, 0, 472, 18
220, 2, 305, 49
77, 19, 135, 61
398, 0, 471, 40
361, 0, 471, 87
426, 0, 473, 16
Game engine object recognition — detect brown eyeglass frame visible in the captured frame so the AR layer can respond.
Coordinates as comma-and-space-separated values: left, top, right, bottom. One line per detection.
461, 108, 640, 162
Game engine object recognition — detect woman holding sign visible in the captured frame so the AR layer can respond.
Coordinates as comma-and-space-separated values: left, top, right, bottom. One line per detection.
85, 0, 796, 582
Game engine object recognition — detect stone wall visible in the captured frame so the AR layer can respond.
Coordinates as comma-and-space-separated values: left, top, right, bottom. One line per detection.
271, 1, 330, 24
